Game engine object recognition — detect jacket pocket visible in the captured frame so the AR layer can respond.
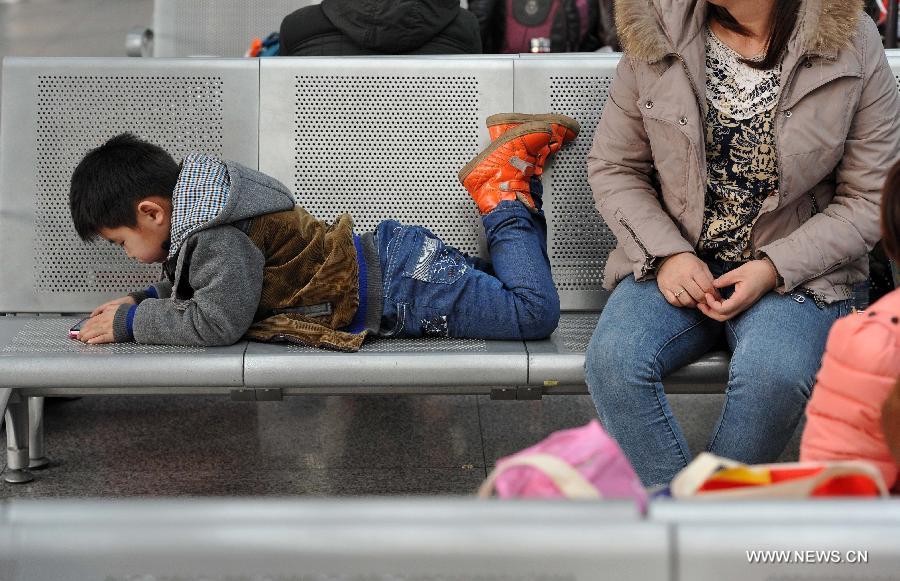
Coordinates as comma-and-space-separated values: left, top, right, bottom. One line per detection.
638, 99, 693, 212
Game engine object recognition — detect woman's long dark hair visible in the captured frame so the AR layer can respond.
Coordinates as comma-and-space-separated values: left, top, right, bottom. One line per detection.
882, 160, 900, 263
708, 0, 801, 70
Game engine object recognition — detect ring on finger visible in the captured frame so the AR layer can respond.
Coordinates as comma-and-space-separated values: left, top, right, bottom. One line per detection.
673, 288, 686, 298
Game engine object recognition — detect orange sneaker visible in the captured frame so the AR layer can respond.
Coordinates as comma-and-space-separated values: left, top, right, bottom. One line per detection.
458, 122, 553, 215
486, 113, 580, 175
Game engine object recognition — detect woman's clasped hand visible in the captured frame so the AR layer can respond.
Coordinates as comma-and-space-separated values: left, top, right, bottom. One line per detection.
657, 252, 778, 321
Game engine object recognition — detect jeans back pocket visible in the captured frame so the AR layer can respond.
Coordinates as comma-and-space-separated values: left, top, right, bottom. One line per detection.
403, 234, 468, 285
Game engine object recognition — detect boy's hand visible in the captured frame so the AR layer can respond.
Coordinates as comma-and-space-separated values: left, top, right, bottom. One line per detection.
91, 295, 136, 317
79, 309, 118, 344
697, 259, 778, 322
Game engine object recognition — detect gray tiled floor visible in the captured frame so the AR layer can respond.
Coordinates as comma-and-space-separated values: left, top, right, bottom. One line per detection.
1, 392, 801, 497
0, 0, 800, 498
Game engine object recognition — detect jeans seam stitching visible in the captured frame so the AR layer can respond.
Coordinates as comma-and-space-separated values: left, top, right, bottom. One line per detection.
383, 226, 404, 296
651, 317, 707, 468
652, 318, 706, 362
708, 321, 738, 452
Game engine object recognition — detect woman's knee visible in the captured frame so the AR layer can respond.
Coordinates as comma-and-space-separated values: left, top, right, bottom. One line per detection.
730, 349, 815, 405
585, 323, 655, 396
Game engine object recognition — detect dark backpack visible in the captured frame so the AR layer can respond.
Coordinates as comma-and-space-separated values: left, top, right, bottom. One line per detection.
499, 0, 596, 53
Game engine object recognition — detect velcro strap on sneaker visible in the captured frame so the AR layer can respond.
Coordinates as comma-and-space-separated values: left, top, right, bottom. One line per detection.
499, 179, 531, 192
508, 156, 535, 174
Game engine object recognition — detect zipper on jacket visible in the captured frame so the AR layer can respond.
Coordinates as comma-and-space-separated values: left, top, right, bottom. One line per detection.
792, 288, 828, 309
269, 303, 333, 318
807, 191, 820, 215
618, 216, 655, 277
792, 257, 852, 293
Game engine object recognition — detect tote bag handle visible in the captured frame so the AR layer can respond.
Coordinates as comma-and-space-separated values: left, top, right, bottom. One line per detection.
672, 453, 889, 499
478, 453, 601, 499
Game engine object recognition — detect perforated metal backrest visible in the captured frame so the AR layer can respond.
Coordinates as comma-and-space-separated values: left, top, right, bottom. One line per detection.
153, 0, 320, 57
0, 58, 259, 313
7, 52, 896, 316
259, 58, 514, 258
515, 55, 620, 310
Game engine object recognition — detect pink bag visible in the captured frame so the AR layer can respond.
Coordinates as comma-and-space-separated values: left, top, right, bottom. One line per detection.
478, 420, 648, 511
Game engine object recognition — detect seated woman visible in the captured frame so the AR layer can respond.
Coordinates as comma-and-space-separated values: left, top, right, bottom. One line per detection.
585, 0, 900, 487
279, 0, 482, 56
801, 161, 900, 490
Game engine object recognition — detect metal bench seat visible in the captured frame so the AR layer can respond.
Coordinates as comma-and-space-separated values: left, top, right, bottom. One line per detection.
2, 498, 667, 580
244, 337, 528, 394
0, 317, 246, 391
0, 316, 727, 396
650, 500, 900, 580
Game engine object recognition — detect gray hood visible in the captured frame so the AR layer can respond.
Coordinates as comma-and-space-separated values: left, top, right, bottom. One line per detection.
168, 157, 295, 259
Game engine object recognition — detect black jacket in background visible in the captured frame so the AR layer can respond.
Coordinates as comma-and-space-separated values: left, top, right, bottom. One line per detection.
467, 0, 619, 53
279, 0, 482, 56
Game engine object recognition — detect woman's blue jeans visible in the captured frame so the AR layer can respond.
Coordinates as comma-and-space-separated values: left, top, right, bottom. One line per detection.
584, 265, 852, 487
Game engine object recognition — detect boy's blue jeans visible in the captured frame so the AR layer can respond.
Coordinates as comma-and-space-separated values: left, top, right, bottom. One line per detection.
375, 200, 560, 340
584, 261, 852, 487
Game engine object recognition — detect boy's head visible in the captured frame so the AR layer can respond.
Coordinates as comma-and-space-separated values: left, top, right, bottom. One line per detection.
883, 159, 900, 264
69, 133, 179, 263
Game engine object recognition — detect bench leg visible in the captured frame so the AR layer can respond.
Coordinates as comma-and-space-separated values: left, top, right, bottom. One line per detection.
0, 388, 10, 422
28, 397, 50, 470
4, 392, 34, 484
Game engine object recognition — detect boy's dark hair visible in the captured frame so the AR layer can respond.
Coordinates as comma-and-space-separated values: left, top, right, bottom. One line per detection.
69, 133, 180, 241
882, 159, 900, 263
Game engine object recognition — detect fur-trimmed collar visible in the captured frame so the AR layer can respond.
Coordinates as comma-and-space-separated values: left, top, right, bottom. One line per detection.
615, 0, 864, 63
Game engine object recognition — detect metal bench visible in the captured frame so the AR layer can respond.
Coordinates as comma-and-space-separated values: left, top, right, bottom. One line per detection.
4, 496, 898, 579
651, 499, 900, 580
2, 53, 899, 485
1, 498, 667, 579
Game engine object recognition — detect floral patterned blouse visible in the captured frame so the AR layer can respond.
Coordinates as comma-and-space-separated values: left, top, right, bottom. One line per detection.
697, 27, 782, 262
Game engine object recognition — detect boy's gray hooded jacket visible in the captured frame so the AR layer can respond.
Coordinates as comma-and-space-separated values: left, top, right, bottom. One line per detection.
112, 158, 380, 350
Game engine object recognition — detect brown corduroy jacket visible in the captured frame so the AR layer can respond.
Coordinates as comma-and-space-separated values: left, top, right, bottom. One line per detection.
243, 207, 368, 352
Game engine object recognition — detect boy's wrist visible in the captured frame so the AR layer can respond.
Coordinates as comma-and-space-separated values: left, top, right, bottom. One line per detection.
112, 303, 137, 342
128, 285, 158, 304
127, 290, 149, 304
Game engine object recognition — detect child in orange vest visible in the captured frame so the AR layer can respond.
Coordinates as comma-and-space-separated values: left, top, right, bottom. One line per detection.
801, 160, 900, 490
